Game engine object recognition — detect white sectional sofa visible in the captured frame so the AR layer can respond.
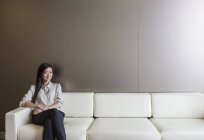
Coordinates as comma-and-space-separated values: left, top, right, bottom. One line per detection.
5, 92, 204, 140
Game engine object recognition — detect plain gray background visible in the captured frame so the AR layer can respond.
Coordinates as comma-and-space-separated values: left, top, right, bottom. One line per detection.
1, 0, 204, 132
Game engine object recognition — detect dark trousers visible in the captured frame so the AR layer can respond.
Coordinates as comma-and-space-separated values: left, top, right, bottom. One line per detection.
32, 109, 66, 140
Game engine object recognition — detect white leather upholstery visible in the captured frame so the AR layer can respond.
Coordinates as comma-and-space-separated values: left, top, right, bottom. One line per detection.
18, 118, 94, 140
64, 118, 94, 140
18, 124, 43, 140
94, 93, 151, 117
150, 118, 204, 140
151, 93, 204, 118
61, 92, 94, 117
7, 92, 204, 140
87, 118, 161, 140
6, 107, 32, 140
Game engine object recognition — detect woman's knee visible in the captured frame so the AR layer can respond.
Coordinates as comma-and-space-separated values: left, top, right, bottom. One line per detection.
44, 119, 52, 125
50, 109, 63, 118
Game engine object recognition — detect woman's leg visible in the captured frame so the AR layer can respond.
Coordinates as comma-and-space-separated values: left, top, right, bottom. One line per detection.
32, 109, 54, 125
43, 119, 54, 140
32, 110, 55, 140
49, 109, 66, 140
32, 109, 66, 140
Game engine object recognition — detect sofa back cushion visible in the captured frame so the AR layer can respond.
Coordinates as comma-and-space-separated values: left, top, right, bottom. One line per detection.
94, 93, 151, 117
61, 92, 94, 117
152, 93, 204, 118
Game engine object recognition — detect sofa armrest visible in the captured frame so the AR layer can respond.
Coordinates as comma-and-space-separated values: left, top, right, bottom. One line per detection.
5, 107, 32, 140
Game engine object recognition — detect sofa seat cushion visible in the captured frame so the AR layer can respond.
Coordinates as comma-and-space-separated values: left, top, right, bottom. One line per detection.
87, 118, 161, 140
18, 118, 94, 140
150, 118, 204, 140
64, 118, 94, 140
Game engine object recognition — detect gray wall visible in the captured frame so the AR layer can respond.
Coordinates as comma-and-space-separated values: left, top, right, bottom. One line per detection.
139, 0, 204, 92
1, 0, 204, 131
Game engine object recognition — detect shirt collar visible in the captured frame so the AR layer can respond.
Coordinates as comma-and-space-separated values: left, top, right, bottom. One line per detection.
42, 81, 52, 89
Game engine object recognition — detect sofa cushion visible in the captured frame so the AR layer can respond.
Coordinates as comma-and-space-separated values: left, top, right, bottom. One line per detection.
94, 93, 151, 117
87, 118, 161, 140
151, 93, 204, 118
18, 118, 94, 140
64, 118, 94, 140
150, 118, 204, 140
61, 92, 94, 117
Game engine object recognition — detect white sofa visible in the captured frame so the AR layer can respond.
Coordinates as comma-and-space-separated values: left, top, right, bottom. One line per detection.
5, 92, 204, 140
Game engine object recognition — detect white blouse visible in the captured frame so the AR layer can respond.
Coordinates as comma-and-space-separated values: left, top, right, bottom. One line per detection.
20, 82, 63, 109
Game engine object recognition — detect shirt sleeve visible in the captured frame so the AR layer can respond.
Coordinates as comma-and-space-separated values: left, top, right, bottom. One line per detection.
55, 83, 63, 108
19, 85, 35, 107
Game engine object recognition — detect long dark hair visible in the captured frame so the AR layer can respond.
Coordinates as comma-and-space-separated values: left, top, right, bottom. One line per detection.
32, 63, 53, 103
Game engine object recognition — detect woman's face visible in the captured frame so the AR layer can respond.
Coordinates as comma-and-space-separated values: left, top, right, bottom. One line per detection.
42, 67, 53, 83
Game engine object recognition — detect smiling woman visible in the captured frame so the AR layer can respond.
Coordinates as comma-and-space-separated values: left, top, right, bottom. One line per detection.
19, 63, 66, 140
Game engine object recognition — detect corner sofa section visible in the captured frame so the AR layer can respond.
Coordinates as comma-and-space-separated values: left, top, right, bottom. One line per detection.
150, 93, 204, 140
6, 92, 94, 140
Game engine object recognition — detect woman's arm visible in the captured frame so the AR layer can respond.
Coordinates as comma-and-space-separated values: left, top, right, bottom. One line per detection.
47, 102, 61, 110
54, 84, 63, 108
23, 102, 46, 110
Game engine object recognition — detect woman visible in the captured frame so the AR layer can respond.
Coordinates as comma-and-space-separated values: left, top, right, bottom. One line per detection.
20, 63, 66, 140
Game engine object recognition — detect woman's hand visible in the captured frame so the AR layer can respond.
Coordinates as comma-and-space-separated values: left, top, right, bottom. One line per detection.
33, 104, 50, 114
23, 102, 45, 110
24, 102, 51, 114
36, 104, 48, 111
